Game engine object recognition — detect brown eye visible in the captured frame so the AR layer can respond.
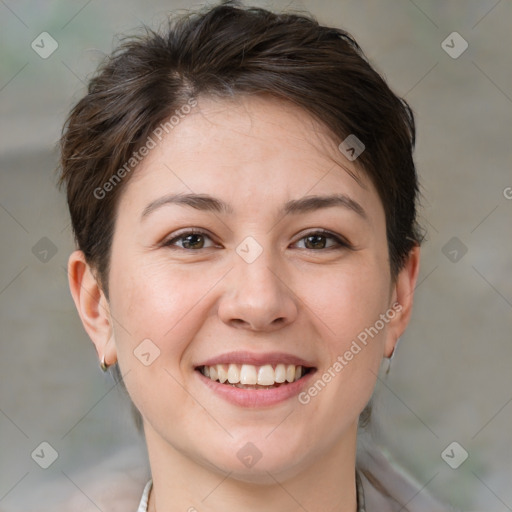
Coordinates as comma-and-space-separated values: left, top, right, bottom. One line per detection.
164, 230, 216, 250
181, 233, 205, 249
294, 230, 350, 250
304, 234, 328, 249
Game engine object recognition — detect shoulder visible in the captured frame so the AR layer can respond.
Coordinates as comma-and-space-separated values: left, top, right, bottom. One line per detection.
32, 447, 150, 512
357, 444, 455, 512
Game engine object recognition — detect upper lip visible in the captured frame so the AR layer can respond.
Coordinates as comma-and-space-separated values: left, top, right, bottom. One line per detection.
196, 351, 316, 368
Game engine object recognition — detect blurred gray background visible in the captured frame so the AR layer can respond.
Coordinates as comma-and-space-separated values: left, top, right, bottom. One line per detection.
1, 1, 511, 510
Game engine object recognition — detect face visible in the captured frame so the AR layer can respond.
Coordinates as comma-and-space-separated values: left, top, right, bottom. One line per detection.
92, 95, 414, 481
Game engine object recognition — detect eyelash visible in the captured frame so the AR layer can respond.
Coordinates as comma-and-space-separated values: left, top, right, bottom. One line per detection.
162, 228, 353, 251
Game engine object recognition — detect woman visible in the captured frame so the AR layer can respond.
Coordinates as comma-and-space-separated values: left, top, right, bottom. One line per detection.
59, 2, 450, 510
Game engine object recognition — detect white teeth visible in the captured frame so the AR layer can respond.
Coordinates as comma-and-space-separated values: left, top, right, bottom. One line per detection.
240, 364, 257, 385
217, 364, 228, 383
201, 363, 308, 386
257, 365, 275, 386
227, 363, 240, 384
275, 364, 286, 383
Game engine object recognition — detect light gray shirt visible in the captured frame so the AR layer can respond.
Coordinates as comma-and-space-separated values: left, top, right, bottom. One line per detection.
136, 476, 368, 511
135, 467, 452, 512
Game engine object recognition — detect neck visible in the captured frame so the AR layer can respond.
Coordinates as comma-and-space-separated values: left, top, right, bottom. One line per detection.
144, 423, 359, 512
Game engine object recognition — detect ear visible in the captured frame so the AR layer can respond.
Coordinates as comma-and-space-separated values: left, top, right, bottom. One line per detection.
384, 245, 421, 358
67, 250, 117, 367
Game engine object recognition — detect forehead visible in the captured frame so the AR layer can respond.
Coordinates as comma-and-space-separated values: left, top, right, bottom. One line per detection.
119, 94, 381, 220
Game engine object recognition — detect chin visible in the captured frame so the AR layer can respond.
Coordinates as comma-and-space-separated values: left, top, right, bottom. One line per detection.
198, 441, 309, 484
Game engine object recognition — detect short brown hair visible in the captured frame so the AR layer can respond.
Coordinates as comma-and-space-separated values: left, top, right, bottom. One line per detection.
60, 1, 421, 292
59, 0, 422, 430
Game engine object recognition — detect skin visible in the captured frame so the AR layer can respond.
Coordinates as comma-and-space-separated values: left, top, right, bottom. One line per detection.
68, 94, 420, 512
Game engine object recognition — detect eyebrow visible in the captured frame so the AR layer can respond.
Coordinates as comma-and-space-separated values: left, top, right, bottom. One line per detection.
140, 193, 367, 221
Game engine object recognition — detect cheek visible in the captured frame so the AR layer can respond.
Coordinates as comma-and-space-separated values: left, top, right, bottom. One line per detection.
303, 258, 391, 350
295, 258, 390, 411
107, 260, 215, 423
109, 258, 227, 366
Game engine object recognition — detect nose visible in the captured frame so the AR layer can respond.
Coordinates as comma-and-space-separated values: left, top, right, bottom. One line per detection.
217, 249, 299, 332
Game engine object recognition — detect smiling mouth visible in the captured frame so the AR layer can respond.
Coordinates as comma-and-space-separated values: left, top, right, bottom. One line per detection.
196, 363, 315, 389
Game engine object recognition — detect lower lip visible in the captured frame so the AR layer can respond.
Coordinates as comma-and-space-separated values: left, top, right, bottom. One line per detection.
196, 370, 316, 408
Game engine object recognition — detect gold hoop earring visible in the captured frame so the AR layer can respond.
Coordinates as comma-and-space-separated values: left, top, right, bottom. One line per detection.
100, 354, 110, 372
